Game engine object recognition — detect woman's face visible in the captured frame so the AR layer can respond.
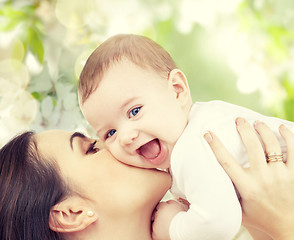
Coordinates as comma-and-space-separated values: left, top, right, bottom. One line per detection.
35, 130, 171, 215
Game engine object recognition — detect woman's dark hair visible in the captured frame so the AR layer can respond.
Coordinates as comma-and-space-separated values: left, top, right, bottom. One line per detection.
0, 132, 69, 240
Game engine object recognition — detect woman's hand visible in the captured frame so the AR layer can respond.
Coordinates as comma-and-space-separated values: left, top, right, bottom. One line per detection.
204, 118, 294, 240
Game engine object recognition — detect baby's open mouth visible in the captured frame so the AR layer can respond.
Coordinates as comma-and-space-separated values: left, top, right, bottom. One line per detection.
137, 139, 161, 159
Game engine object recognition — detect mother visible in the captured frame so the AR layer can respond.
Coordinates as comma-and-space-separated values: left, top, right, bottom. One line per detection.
2, 126, 294, 240
0, 129, 171, 240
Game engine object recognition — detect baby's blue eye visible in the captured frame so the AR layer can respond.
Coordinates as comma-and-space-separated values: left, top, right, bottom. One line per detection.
106, 129, 116, 138
129, 107, 141, 118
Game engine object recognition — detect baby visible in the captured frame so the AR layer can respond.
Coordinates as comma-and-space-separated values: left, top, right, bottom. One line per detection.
78, 34, 294, 240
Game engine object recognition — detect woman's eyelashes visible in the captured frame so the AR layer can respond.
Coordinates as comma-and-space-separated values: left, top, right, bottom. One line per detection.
86, 140, 99, 154
128, 106, 142, 118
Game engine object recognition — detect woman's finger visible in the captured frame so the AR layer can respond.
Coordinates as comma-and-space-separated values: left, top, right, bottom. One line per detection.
279, 124, 294, 168
204, 131, 246, 188
235, 118, 266, 169
254, 121, 283, 165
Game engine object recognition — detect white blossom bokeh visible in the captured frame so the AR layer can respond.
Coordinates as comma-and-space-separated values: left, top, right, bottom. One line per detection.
1, 0, 293, 151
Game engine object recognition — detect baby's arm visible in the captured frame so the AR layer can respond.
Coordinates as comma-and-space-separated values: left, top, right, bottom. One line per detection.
152, 200, 189, 240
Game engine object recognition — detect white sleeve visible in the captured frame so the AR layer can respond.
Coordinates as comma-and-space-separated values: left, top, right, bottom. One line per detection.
203, 101, 294, 164
169, 136, 242, 240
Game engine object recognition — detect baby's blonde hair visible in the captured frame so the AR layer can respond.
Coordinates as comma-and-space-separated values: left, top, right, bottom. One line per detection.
78, 34, 177, 104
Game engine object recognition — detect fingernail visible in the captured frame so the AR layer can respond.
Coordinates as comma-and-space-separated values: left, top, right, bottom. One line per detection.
254, 120, 264, 128
204, 131, 213, 143
235, 117, 245, 126
279, 124, 287, 131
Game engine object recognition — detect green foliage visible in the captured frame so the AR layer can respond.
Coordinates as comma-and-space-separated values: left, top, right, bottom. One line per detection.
238, 0, 294, 61
27, 25, 44, 62
283, 78, 294, 121
0, 2, 44, 63
237, 0, 294, 118
284, 98, 294, 121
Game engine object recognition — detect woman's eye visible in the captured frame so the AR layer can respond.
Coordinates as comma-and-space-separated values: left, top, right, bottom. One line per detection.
106, 129, 116, 139
86, 140, 99, 154
129, 106, 141, 118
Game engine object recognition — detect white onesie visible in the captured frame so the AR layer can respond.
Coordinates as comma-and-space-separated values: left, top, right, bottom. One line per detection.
169, 100, 294, 240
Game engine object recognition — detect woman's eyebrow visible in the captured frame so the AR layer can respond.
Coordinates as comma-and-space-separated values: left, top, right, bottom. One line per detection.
70, 132, 86, 150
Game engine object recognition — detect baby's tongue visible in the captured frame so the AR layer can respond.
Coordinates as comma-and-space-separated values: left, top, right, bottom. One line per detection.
139, 139, 160, 159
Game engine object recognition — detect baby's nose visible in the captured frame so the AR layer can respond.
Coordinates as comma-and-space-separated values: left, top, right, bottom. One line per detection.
120, 129, 138, 145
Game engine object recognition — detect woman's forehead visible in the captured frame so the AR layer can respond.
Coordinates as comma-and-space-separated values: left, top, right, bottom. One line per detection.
36, 129, 70, 143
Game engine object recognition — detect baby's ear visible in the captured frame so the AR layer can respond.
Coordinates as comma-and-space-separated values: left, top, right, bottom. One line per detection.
49, 196, 98, 233
168, 69, 191, 105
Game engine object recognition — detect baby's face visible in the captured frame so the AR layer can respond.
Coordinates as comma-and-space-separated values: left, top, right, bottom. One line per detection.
81, 59, 189, 169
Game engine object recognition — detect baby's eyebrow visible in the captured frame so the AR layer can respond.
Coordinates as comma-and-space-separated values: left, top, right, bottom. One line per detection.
70, 132, 86, 150
119, 97, 137, 111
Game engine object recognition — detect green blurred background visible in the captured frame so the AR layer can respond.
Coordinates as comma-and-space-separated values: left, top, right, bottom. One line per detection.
1, 0, 294, 147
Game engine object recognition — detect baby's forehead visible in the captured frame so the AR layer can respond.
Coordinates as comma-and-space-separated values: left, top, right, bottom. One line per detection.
106, 57, 163, 76
82, 58, 165, 99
